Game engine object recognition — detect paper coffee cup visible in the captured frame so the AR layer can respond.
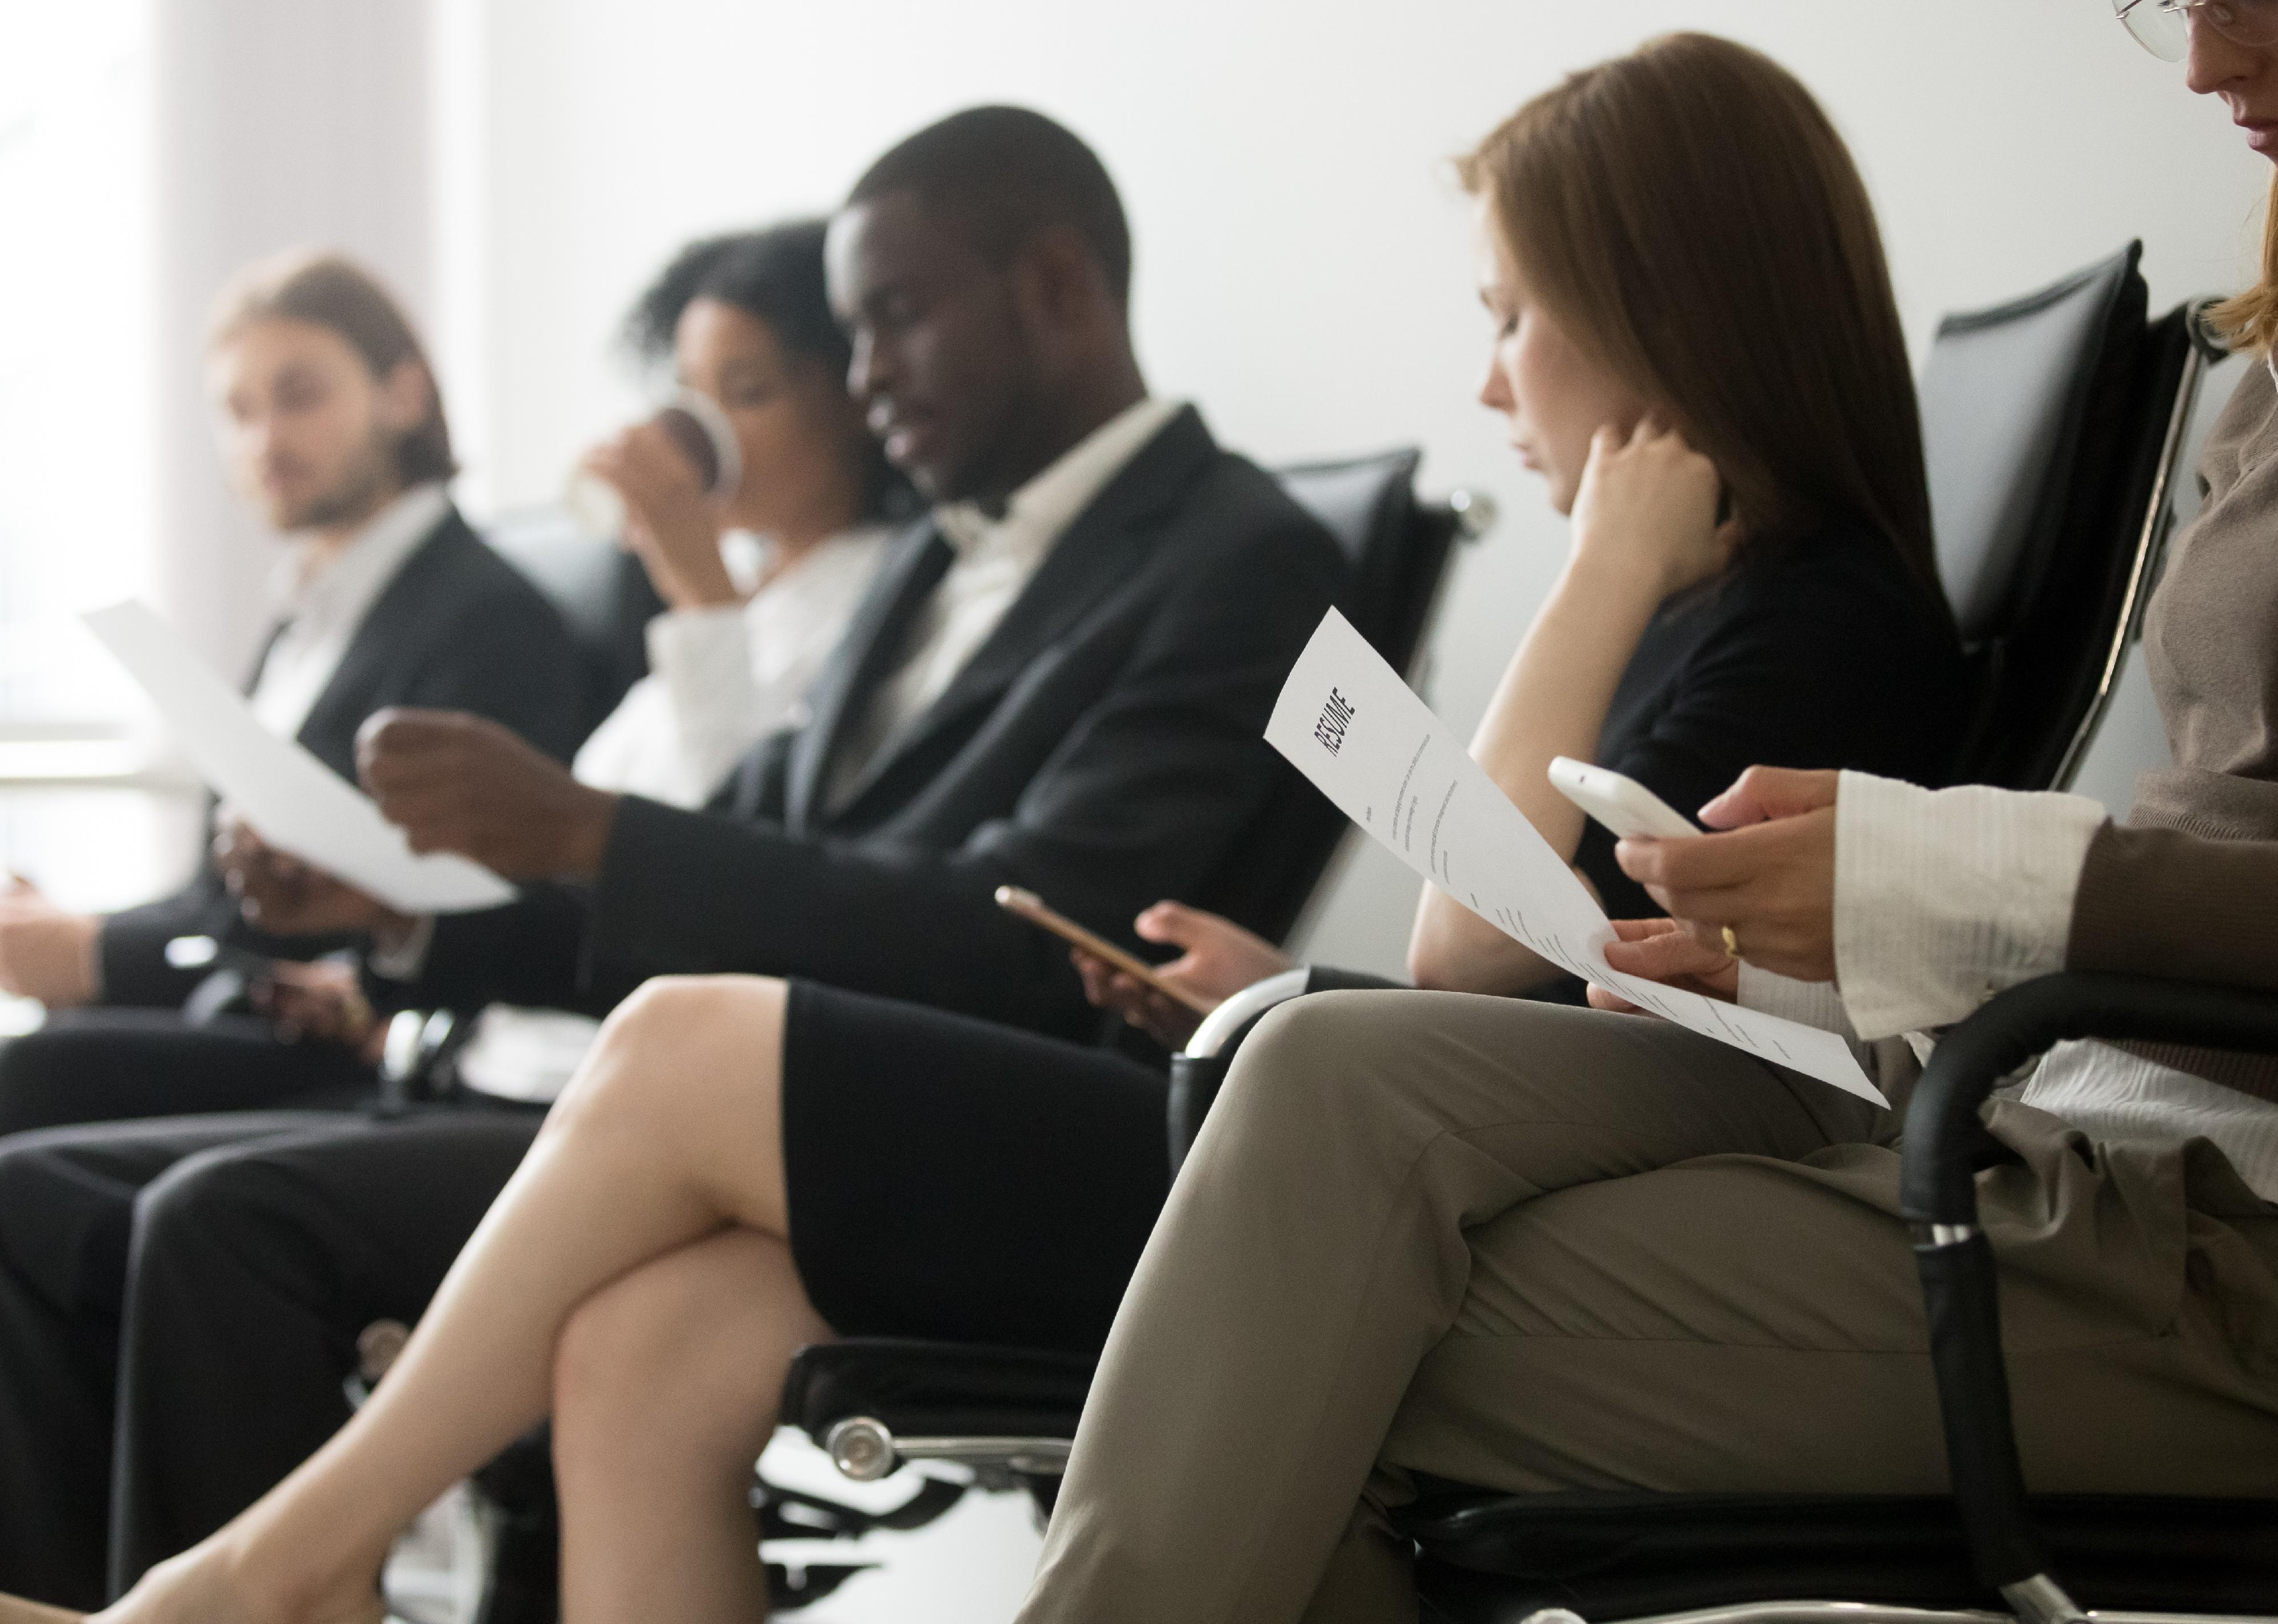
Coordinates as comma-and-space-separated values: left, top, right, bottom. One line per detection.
565, 386, 743, 537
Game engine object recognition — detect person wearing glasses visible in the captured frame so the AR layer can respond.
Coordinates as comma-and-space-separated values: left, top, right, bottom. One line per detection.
995, 13, 2278, 1622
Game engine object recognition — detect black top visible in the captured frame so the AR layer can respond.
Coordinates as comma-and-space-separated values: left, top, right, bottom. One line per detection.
98, 507, 588, 1009
1576, 527, 1969, 924
384, 407, 1351, 1043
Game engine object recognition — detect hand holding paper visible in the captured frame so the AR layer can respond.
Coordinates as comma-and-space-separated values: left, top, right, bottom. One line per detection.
84, 602, 515, 916
1264, 609, 1882, 1104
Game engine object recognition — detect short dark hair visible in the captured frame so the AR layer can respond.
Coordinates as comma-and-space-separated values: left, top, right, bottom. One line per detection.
846, 105, 1132, 305
621, 219, 917, 524
209, 250, 456, 487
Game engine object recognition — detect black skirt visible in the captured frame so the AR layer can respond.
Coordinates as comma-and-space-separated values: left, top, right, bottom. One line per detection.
780, 979, 1172, 1353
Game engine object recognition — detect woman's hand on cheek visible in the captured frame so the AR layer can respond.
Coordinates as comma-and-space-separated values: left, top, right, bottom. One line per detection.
1613, 778, 1840, 982
1567, 418, 1739, 601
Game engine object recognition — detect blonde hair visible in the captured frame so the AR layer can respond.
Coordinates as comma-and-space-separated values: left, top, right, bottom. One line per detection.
1459, 32, 1946, 614
2210, 175, 2278, 356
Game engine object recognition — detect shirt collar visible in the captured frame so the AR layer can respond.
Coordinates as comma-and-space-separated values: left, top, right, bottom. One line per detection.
934, 397, 1181, 562
272, 482, 451, 623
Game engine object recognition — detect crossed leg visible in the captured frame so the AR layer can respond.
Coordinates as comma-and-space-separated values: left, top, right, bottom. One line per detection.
553, 1227, 825, 1620
73, 973, 824, 1624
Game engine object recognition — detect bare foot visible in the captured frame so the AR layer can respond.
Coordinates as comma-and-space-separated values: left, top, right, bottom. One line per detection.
87, 1540, 383, 1624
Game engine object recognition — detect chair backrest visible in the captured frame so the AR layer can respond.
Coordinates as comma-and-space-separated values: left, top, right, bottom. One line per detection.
483, 505, 666, 741
1190, 448, 1483, 948
1919, 242, 2201, 789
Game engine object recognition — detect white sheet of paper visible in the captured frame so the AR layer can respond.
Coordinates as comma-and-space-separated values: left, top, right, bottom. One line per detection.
1266, 609, 1883, 1104
83, 601, 515, 915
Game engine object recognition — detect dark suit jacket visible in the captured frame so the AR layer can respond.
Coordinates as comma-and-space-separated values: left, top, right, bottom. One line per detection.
99, 507, 588, 1009
389, 407, 1347, 1041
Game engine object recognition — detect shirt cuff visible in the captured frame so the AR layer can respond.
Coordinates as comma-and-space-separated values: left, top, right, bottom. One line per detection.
1735, 961, 1854, 1038
645, 605, 751, 705
1832, 770, 2105, 1040
367, 913, 437, 981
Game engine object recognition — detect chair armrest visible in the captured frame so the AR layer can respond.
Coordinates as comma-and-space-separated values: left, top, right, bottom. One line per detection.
1181, 966, 1315, 1061
783, 1339, 1095, 1482
1901, 971, 2278, 1222
1169, 966, 1408, 1171
1901, 972, 2278, 1607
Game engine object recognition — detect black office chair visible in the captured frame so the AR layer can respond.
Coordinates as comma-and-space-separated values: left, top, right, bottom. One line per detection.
777, 250, 2238, 1618
1206, 449, 1488, 944
453, 448, 1489, 1623
1390, 972, 2278, 1623
484, 506, 666, 742
793, 972, 2278, 1624
1921, 240, 2210, 791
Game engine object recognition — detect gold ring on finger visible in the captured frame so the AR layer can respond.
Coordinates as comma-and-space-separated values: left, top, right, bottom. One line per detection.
1721, 924, 1741, 959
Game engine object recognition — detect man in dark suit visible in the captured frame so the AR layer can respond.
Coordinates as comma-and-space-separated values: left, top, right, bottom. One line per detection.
0, 251, 584, 1140
0, 108, 1345, 1607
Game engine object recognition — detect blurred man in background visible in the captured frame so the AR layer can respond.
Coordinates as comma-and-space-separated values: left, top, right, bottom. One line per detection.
0, 250, 586, 1609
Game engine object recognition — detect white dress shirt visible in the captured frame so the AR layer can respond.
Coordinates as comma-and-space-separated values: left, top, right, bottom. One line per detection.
825, 395, 1183, 810
571, 524, 891, 806
248, 482, 452, 737
1829, 771, 2106, 1039
1733, 769, 2278, 1200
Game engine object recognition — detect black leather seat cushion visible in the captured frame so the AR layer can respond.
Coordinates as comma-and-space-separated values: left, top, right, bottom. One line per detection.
784, 1339, 1095, 1444
786, 1345, 2278, 1616
1401, 1488, 2278, 1620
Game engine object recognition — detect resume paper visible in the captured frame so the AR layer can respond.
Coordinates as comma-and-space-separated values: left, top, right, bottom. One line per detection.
1265, 609, 1882, 1104
84, 601, 515, 915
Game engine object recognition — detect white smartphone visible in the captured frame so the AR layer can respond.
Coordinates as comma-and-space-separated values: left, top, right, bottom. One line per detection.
1547, 757, 1701, 841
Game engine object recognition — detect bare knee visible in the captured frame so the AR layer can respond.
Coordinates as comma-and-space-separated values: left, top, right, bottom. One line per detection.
548, 974, 786, 1136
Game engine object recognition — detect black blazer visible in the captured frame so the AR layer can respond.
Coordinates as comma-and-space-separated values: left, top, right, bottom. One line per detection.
99, 506, 588, 1009
390, 407, 1347, 1040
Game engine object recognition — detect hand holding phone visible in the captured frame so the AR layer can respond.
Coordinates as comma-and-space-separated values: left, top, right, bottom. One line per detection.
1547, 757, 1701, 842
995, 887, 1219, 1015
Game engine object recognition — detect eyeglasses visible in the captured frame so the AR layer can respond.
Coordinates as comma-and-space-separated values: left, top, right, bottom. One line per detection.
2116, 0, 2278, 60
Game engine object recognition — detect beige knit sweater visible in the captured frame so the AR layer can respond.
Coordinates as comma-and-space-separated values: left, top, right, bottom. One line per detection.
2067, 357, 2278, 1099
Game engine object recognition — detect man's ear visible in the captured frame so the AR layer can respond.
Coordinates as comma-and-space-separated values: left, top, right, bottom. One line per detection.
1010, 225, 1112, 343
374, 358, 434, 439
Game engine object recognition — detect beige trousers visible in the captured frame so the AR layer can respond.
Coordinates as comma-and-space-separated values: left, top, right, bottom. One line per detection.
1015, 990, 2278, 1624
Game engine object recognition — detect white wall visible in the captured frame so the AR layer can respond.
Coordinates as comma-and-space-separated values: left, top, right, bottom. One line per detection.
151, 1, 435, 677
438, 0, 2268, 976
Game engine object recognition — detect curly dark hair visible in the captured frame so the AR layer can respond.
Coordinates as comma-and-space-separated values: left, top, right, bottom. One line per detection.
621, 221, 915, 525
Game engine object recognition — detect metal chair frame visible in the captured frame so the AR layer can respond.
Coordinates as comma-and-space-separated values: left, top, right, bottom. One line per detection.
2049, 299, 2227, 790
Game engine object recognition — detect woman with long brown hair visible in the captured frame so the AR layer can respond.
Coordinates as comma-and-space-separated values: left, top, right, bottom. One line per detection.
1052, 27, 1971, 1039
1016, 17, 2278, 1623
0, 31, 1971, 1624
